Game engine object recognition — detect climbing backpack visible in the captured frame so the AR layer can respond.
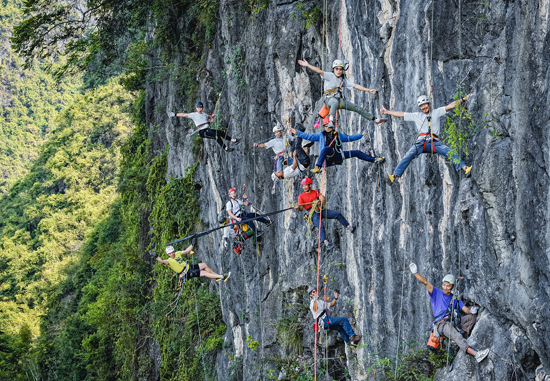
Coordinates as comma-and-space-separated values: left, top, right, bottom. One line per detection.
427, 327, 442, 352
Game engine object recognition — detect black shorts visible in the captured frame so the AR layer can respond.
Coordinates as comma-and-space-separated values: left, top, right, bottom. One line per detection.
185, 264, 201, 280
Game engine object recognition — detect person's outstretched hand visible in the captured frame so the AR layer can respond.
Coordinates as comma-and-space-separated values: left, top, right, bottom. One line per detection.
409, 263, 418, 274
298, 59, 309, 67
368, 89, 377, 94
289, 128, 297, 134
380, 107, 389, 115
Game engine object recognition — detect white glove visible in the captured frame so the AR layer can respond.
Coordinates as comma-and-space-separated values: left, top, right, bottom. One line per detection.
470, 306, 478, 315
168, 112, 175, 117
409, 263, 418, 274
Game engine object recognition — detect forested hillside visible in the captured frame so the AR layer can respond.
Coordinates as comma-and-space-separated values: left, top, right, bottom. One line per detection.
0, 0, 80, 194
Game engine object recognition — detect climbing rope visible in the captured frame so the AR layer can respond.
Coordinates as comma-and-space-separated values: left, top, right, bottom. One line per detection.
313, 161, 328, 381
338, 0, 343, 59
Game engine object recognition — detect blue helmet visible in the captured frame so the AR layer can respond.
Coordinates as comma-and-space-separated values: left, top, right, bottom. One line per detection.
196, 101, 204, 108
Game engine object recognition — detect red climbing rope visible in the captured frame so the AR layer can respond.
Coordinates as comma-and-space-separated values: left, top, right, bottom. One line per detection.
313, 163, 327, 381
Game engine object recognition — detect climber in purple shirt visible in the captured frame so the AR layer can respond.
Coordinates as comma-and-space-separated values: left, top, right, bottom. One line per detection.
409, 262, 490, 363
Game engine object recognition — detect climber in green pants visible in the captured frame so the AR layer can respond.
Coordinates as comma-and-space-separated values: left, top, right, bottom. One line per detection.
297, 58, 387, 128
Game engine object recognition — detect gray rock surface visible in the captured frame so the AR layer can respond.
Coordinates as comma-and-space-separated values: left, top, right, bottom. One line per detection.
146, 0, 550, 379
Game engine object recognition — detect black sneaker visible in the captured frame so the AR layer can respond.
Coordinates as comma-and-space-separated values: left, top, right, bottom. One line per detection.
232, 138, 241, 145
348, 225, 356, 234
225, 147, 234, 153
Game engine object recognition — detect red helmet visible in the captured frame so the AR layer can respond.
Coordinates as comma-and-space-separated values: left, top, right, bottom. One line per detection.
228, 188, 236, 194
301, 177, 312, 185
322, 116, 330, 126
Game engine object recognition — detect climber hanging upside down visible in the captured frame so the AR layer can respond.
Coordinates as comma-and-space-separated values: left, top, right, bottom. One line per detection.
290, 117, 384, 173
409, 262, 489, 363
382, 95, 473, 183
270, 123, 311, 191
297, 58, 386, 128
156, 245, 230, 281
169, 101, 239, 152
294, 177, 355, 250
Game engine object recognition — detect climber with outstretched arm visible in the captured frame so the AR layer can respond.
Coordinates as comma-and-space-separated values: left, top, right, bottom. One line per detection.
271, 123, 311, 188
409, 262, 489, 363
169, 101, 239, 152
297, 59, 386, 128
156, 245, 230, 281
381, 95, 472, 183
290, 117, 384, 173
223, 188, 271, 248
294, 177, 355, 250
308, 286, 361, 346
254, 124, 295, 193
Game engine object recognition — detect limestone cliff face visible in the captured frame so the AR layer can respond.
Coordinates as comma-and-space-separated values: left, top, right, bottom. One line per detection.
146, 0, 550, 379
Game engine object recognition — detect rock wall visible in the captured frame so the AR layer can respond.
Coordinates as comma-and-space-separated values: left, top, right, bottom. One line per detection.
146, 0, 550, 379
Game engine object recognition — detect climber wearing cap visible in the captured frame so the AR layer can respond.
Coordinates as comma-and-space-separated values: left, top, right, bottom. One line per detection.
290, 117, 384, 173
297, 59, 386, 128
294, 177, 355, 250
156, 244, 230, 281
271, 123, 311, 189
308, 286, 361, 346
170, 101, 239, 152
381, 95, 473, 183
223, 188, 271, 248
409, 262, 489, 363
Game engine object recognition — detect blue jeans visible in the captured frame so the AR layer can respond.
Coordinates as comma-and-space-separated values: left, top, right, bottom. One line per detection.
311, 209, 349, 243
273, 155, 284, 172
393, 141, 466, 176
316, 147, 375, 167
322, 315, 356, 343
240, 213, 269, 234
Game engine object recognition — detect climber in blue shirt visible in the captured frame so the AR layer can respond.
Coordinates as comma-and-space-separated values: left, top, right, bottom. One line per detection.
289, 118, 384, 173
409, 262, 489, 363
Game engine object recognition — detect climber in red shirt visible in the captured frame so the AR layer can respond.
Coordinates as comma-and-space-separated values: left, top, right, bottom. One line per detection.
294, 177, 355, 250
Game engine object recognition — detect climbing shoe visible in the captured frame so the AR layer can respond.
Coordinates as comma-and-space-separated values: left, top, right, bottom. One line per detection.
223, 237, 229, 248
233, 138, 241, 144
388, 172, 396, 183
374, 157, 385, 164
225, 147, 234, 153
475, 348, 489, 363
350, 335, 362, 345
324, 241, 334, 250
464, 165, 472, 177
312, 167, 321, 174
265, 218, 274, 228
348, 225, 356, 234
271, 183, 276, 194
374, 118, 387, 125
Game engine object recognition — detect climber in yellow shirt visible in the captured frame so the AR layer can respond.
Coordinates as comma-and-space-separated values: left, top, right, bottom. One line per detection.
156, 245, 230, 282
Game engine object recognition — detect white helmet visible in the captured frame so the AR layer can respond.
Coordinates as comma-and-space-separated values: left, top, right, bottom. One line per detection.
442, 274, 455, 285
165, 245, 175, 254
273, 125, 284, 133
417, 95, 430, 107
332, 59, 344, 68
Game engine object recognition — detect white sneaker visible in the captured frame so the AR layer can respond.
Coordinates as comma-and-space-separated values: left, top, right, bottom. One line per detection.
223, 237, 229, 248
475, 348, 489, 363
